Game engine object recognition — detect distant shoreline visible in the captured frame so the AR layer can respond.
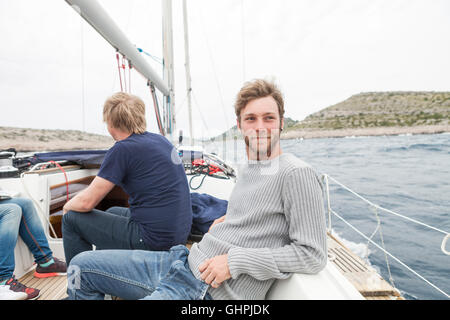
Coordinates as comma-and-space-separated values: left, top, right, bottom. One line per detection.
0, 126, 114, 152
280, 124, 450, 140
1, 125, 449, 152
212, 124, 450, 142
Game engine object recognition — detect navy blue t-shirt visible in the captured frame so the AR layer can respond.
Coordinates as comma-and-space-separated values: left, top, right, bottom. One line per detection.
97, 132, 192, 250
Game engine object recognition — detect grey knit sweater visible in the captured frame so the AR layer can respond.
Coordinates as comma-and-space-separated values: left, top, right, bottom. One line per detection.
187, 153, 327, 300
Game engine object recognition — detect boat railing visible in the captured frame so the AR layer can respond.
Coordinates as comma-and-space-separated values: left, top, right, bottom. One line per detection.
321, 173, 450, 299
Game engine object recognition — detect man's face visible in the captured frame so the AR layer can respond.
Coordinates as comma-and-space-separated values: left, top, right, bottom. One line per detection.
237, 96, 283, 160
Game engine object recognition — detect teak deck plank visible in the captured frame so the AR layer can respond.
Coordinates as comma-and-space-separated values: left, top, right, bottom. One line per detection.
18, 267, 67, 300
327, 233, 403, 299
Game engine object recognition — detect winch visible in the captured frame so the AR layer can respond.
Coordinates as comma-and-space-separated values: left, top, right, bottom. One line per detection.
0, 150, 19, 178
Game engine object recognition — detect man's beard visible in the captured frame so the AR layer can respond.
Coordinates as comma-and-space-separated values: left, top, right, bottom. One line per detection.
244, 129, 281, 161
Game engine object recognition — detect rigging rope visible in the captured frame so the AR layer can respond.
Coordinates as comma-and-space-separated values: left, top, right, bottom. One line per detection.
128, 60, 132, 93
116, 52, 123, 91
80, 18, 86, 132
197, 7, 230, 131
47, 161, 69, 203
19, 161, 73, 239
331, 208, 449, 299
121, 55, 127, 93
371, 206, 396, 288
137, 47, 163, 65
241, 0, 246, 82
324, 174, 449, 239
322, 173, 450, 298
191, 90, 221, 150
149, 83, 164, 135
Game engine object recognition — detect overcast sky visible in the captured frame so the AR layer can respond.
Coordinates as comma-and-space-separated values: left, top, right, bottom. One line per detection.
1, 0, 449, 139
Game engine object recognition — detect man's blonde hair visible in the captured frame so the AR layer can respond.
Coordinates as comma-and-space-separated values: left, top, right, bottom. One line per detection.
234, 79, 285, 123
103, 92, 147, 134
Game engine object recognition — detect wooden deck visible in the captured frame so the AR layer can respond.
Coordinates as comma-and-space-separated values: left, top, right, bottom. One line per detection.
18, 268, 67, 300
18, 233, 402, 300
327, 233, 403, 300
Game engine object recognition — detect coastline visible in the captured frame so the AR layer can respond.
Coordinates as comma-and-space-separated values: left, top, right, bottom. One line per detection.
0, 126, 114, 152
280, 124, 450, 140
1, 125, 449, 152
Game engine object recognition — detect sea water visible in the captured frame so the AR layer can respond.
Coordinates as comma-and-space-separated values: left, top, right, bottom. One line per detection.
208, 132, 450, 300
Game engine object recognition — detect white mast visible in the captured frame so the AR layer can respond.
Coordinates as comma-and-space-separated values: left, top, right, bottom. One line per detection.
182, 0, 194, 145
162, 0, 176, 140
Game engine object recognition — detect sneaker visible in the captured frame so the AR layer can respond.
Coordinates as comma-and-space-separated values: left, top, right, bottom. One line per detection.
0, 283, 27, 300
0, 277, 39, 300
34, 257, 67, 278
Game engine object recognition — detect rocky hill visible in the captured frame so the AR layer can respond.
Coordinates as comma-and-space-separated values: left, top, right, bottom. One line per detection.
290, 91, 450, 131
283, 91, 450, 139
0, 127, 114, 152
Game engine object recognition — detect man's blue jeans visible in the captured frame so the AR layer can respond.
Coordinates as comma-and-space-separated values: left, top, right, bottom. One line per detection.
0, 198, 53, 282
67, 245, 212, 300
62, 206, 149, 266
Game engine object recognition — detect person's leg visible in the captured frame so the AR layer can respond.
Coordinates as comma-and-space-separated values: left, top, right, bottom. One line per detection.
2, 198, 53, 265
67, 249, 172, 299
62, 209, 146, 265
105, 206, 130, 218
0, 204, 22, 283
140, 245, 210, 300
67, 245, 208, 300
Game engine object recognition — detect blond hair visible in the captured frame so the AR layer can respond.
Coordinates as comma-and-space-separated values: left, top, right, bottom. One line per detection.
103, 92, 147, 134
234, 79, 284, 123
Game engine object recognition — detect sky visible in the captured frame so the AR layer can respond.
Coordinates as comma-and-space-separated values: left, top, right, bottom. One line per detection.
0, 0, 449, 139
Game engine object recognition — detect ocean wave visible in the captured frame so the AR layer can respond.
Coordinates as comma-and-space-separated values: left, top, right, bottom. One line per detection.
330, 230, 373, 265
381, 143, 448, 153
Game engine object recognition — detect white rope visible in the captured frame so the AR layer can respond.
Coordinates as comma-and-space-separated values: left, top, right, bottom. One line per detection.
364, 207, 380, 260
240, 0, 246, 82
197, 6, 230, 131
321, 173, 449, 298
20, 172, 58, 239
371, 206, 396, 288
331, 208, 450, 299
324, 175, 332, 232
191, 90, 221, 151
323, 174, 450, 254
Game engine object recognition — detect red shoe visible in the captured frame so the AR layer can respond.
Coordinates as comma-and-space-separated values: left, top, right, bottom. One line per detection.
34, 257, 67, 278
4, 276, 40, 300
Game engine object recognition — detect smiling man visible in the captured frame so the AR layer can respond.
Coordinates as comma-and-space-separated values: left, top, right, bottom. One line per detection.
238, 88, 284, 161
66, 79, 327, 300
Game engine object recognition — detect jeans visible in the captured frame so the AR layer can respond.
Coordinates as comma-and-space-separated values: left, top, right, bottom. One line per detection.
0, 198, 53, 282
62, 206, 149, 266
67, 245, 212, 300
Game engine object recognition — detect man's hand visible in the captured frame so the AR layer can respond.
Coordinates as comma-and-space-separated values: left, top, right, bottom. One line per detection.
62, 176, 114, 214
199, 254, 231, 288
208, 215, 226, 232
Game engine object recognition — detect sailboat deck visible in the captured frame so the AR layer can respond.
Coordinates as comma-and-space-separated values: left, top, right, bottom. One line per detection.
327, 233, 403, 300
18, 268, 67, 300
18, 233, 402, 300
